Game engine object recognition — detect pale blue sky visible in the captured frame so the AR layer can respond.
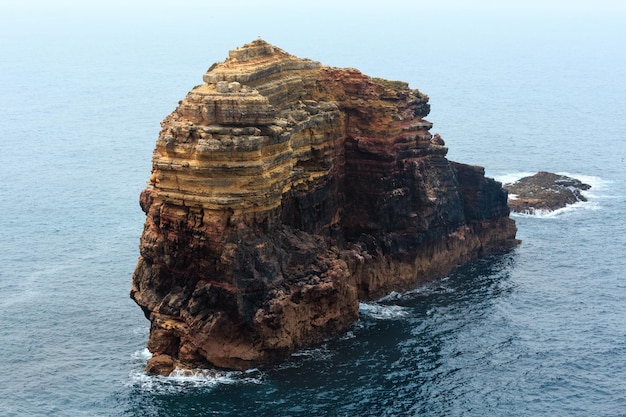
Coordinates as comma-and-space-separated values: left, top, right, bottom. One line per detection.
3, 0, 626, 13
1, 0, 624, 48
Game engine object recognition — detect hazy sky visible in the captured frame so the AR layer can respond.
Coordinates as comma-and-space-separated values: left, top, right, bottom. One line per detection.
1, 0, 624, 41
3, 0, 626, 13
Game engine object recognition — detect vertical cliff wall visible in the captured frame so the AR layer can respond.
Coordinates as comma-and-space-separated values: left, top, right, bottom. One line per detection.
131, 40, 518, 375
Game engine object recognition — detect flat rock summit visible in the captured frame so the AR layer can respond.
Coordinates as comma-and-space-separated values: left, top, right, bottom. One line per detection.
131, 40, 519, 375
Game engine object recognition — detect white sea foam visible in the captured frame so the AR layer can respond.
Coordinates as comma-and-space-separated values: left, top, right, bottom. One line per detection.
131, 348, 152, 361
510, 200, 601, 219
128, 366, 265, 393
359, 302, 411, 320
128, 347, 265, 392
496, 172, 608, 217
290, 345, 334, 360
556, 172, 606, 191
339, 330, 356, 340
493, 172, 606, 190
168, 367, 264, 385
274, 345, 336, 370
377, 291, 403, 301
377, 278, 454, 303
132, 326, 149, 336
492, 171, 536, 185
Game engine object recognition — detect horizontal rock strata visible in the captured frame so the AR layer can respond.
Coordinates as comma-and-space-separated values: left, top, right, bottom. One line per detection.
504, 171, 591, 214
131, 39, 519, 375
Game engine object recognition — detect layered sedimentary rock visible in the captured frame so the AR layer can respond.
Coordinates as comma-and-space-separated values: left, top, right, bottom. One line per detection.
504, 171, 591, 214
131, 40, 519, 375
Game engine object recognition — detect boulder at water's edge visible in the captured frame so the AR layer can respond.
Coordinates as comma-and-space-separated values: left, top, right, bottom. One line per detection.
504, 171, 591, 214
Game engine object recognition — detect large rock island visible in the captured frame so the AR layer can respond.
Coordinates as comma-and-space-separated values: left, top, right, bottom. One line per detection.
131, 40, 519, 375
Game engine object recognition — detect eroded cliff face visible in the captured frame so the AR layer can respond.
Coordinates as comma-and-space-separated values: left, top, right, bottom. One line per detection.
131, 40, 519, 375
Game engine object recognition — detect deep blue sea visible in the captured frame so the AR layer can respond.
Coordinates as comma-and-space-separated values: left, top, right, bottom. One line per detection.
1, 4, 625, 416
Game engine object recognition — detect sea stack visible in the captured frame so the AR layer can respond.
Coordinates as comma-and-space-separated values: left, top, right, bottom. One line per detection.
131, 40, 519, 375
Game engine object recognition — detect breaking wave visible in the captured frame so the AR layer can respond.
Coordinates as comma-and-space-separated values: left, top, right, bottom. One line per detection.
510, 200, 601, 219
493, 172, 605, 190
494, 172, 608, 218
492, 171, 536, 186
127, 350, 265, 393
359, 302, 411, 320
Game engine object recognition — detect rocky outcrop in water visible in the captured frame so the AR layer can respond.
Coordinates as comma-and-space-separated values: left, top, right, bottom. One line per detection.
131, 40, 519, 375
504, 171, 591, 214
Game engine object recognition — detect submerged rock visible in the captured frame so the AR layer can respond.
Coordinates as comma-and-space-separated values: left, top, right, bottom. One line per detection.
504, 171, 591, 214
130, 39, 519, 375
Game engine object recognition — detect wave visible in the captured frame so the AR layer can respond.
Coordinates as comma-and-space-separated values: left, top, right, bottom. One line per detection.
377, 278, 455, 303
359, 302, 411, 320
269, 344, 337, 371
128, 349, 265, 393
492, 171, 536, 186
130, 348, 152, 361
290, 345, 335, 360
128, 366, 265, 393
510, 200, 602, 219
554, 172, 607, 191
132, 326, 149, 336
493, 172, 606, 190
493, 171, 608, 217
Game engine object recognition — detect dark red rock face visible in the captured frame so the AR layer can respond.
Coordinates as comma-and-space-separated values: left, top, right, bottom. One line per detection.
131, 40, 519, 375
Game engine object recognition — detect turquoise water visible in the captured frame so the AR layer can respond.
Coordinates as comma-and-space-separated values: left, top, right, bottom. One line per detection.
1, 6, 625, 416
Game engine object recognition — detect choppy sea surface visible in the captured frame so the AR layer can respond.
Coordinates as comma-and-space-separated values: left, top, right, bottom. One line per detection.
1, 6, 625, 416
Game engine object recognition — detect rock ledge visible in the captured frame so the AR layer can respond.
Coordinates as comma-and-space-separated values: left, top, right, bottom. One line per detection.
504, 171, 591, 214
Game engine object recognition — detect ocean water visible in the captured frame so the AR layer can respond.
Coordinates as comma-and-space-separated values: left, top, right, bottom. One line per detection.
1, 5, 625, 416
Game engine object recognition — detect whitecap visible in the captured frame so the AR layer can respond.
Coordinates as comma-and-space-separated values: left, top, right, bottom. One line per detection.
359, 302, 410, 320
